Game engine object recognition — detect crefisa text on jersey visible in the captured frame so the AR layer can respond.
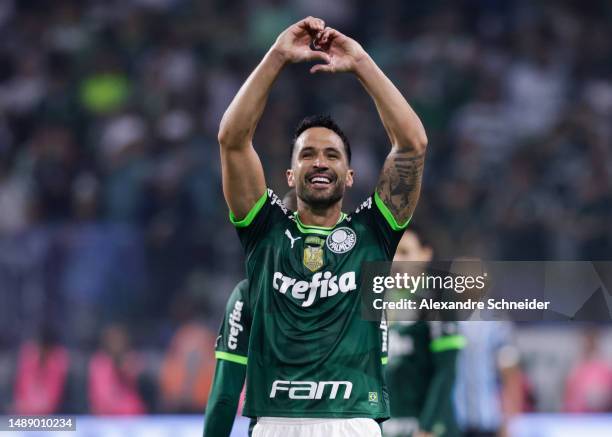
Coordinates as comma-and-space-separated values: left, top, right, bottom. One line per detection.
273, 271, 357, 307
227, 299, 244, 349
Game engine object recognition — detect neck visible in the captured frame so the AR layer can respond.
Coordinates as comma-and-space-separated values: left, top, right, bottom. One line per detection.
297, 199, 343, 227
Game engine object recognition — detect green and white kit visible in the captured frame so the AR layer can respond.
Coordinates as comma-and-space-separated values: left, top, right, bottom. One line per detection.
230, 189, 408, 420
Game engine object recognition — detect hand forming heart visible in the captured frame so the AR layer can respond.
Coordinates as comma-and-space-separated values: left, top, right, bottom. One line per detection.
272, 17, 366, 74
309, 27, 366, 74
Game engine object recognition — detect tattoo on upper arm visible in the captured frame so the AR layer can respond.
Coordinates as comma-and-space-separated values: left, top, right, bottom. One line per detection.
376, 150, 425, 223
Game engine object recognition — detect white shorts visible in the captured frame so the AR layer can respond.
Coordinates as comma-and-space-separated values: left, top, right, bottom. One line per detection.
383, 417, 419, 437
253, 417, 382, 437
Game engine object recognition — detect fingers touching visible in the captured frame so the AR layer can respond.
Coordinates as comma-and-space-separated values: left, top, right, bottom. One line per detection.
298, 16, 325, 37
289, 17, 352, 73
297, 17, 341, 50
316, 27, 340, 48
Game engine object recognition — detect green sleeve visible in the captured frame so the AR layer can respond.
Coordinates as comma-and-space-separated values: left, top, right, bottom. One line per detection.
230, 189, 292, 256
418, 349, 459, 433
374, 191, 411, 231
350, 194, 408, 260
203, 359, 247, 437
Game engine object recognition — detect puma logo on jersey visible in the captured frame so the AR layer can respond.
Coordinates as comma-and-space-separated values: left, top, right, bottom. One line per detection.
270, 380, 353, 400
285, 229, 301, 248
272, 271, 357, 307
227, 299, 244, 350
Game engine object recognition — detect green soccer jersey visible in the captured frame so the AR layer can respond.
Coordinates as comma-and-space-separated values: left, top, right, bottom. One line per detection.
386, 321, 465, 436
231, 189, 408, 420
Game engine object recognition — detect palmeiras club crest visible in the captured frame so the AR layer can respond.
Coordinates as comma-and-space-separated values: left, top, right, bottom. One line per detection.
326, 227, 357, 254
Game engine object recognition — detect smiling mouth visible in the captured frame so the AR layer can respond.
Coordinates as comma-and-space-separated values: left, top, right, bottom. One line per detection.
307, 174, 334, 189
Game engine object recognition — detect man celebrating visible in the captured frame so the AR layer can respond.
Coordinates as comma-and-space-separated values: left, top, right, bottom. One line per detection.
219, 16, 427, 437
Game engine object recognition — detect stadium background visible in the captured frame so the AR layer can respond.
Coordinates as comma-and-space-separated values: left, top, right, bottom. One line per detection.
0, 0, 610, 435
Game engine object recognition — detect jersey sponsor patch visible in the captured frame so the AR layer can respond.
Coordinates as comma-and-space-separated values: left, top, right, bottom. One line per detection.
270, 380, 353, 400
227, 299, 245, 350
272, 271, 357, 307
326, 227, 357, 253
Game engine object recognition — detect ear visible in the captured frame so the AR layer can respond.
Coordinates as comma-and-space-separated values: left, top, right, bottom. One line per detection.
345, 168, 354, 188
286, 168, 295, 188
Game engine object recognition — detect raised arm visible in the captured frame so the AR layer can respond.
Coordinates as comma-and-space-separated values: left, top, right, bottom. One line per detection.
219, 17, 330, 219
312, 28, 427, 224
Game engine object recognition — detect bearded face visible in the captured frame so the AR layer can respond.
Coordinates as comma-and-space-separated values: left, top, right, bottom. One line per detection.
287, 127, 353, 210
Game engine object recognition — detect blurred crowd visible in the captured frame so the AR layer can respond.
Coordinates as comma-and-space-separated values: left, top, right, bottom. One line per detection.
0, 0, 610, 416
2, 319, 611, 418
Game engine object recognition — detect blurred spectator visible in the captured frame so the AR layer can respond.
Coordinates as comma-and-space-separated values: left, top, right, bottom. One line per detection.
99, 113, 150, 222
13, 324, 69, 414
505, 25, 568, 139
79, 53, 131, 115
454, 322, 524, 437
491, 147, 553, 260
158, 292, 216, 413
0, 52, 46, 118
247, 0, 295, 52
564, 329, 612, 413
88, 324, 146, 415
0, 154, 30, 235
27, 124, 79, 223
452, 73, 517, 167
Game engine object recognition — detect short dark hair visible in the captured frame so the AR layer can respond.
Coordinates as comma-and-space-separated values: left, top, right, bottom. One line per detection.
291, 115, 351, 164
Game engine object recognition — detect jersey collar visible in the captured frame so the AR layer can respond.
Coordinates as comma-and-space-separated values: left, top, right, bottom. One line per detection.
294, 212, 347, 236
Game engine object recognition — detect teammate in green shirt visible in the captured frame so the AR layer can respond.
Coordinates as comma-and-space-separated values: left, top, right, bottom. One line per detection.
203, 279, 252, 437
218, 16, 427, 437
385, 231, 465, 437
